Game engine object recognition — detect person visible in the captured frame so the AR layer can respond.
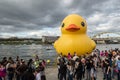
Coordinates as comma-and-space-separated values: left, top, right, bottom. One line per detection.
57, 54, 62, 79
85, 58, 92, 80
27, 59, 35, 72
105, 59, 111, 80
6, 57, 15, 80
81, 58, 85, 79
115, 57, 120, 80
38, 62, 46, 80
100, 51, 104, 58
35, 68, 41, 80
75, 59, 83, 80
111, 56, 116, 79
73, 52, 79, 61
90, 59, 97, 80
1, 57, 7, 66
15, 61, 21, 80
59, 61, 67, 80
67, 60, 74, 80
41, 60, 46, 68
22, 68, 35, 80
96, 49, 100, 56
34, 55, 40, 68
0, 62, 2, 80
16, 60, 28, 80
102, 59, 106, 79
67, 53, 72, 60
16, 56, 20, 62
15, 57, 21, 80
105, 50, 108, 57
0, 62, 6, 80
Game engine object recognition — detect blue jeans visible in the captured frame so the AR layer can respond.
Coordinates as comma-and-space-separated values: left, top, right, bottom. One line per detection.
68, 74, 73, 80
67, 71, 73, 80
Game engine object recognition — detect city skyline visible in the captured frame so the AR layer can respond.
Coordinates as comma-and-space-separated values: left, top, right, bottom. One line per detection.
0, 0, 120, 38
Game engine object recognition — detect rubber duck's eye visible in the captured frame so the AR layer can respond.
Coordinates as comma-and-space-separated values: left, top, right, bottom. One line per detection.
81, 22, 85, 27
62, 23, 65, 28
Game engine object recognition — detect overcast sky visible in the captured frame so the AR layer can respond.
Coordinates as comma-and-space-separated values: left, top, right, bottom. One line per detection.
0, 0, 120, 38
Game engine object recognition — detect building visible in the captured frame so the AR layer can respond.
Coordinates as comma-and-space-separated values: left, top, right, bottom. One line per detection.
42, 36, 59, 43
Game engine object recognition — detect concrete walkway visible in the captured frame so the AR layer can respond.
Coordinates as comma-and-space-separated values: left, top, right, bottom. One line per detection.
45, 66, 117, 80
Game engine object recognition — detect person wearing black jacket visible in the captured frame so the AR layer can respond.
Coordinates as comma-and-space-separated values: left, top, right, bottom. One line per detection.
59, 61, 67, 80
86, 58, 92, 80
22, 68, 35, 80
75, 59, 83, 80
16, 60, 28, 80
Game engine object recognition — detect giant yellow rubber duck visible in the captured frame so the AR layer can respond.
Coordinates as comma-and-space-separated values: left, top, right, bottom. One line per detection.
54, 14, 96, 56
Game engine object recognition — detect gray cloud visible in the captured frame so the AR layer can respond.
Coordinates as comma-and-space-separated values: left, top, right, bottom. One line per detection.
0, 0, 120, 37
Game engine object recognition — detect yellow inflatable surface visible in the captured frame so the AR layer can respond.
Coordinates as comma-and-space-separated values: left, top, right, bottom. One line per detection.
54, 14, 96, 56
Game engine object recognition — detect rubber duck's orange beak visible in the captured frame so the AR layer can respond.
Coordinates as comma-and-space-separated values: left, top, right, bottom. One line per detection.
66, 24, 80, 31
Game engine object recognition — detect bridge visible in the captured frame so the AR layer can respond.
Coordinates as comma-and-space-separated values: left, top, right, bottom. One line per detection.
92, 32, 120, 44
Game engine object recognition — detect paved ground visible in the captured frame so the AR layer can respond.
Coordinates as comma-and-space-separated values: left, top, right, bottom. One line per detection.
45, 66, 117, 80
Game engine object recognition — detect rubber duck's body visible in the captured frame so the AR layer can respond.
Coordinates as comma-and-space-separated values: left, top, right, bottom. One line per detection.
54, 14, 96, 56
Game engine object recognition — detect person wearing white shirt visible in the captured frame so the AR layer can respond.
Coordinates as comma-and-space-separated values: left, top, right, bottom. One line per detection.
36, 68, 41, 80
36, 72, 41, 80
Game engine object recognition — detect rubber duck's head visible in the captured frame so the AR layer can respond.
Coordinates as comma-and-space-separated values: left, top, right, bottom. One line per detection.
61, 14, 87, 34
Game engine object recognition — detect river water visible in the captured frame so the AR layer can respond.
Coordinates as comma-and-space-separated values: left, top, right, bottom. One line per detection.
0, 44, 119, 61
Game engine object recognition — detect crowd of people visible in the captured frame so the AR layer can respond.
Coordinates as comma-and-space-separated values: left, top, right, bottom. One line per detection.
57, 48, 120, 80
0, 48, 120, 80
0, 55, 46, 80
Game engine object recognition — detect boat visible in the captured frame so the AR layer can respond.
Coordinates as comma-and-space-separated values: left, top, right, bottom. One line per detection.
46, 46, 53, 50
